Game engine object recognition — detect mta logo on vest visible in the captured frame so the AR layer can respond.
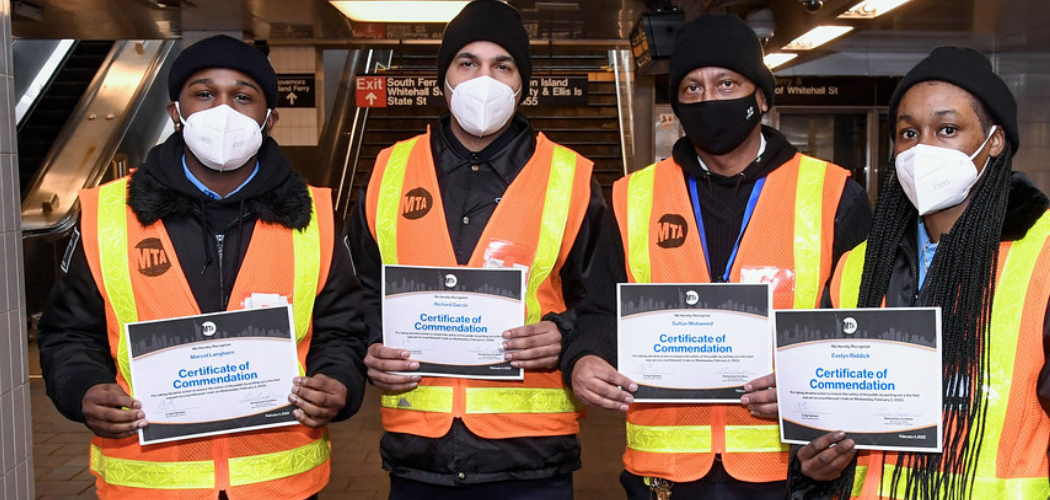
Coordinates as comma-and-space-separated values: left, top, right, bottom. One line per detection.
656, 214, 688, 248
135, 238, 171, 277
401, 187, 433, 220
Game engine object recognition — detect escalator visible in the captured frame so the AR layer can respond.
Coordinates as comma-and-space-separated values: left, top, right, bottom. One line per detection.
17, 39, 179, 319
17, 41, 113, 193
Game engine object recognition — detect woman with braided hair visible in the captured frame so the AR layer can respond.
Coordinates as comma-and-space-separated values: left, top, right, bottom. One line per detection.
788, 46, 1050, 500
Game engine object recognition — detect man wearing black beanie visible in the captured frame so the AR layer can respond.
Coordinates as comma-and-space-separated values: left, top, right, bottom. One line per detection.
37, 34, 370, 500
348, 1, 620, 499
792, 46, 1050, 500
567, 13, 873, 500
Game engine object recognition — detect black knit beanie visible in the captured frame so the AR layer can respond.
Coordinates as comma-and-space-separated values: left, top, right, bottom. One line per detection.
890, 46, 1018, 151
168, 35, 279, 108
668, 14, 775, 111
437, 0, 531, 100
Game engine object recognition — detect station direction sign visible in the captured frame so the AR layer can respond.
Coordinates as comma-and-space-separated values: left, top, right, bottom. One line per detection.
355, 75, 588, 108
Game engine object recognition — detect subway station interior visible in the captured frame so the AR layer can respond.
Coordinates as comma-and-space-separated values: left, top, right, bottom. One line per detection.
1, 0, 1050, 498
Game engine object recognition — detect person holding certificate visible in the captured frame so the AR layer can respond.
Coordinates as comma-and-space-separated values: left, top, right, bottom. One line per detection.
792, 47, 1050, 500
346, 1, 620, 498
37, 35, 369, 500
566, 14, 873, 500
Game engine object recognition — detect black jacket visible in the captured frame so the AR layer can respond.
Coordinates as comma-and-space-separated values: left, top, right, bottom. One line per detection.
347, 113, 621, 485
562, 128, 873, 372
38, 134, 369, 424
791, 172, 1050, 499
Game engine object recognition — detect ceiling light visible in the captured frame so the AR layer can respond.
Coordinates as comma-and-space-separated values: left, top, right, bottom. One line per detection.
837, 0, 912, 19
330, 1, 469, 23
783, 25, 853, 50
764, 53, 798, 69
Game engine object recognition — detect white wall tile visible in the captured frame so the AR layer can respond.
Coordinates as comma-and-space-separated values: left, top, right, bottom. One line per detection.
0, 313, 10, 396
5, 232, 20, 308
11, 385, 23, 464
2, 473, 15, 500
0, 389, 13, 474
13, 458, 26, 500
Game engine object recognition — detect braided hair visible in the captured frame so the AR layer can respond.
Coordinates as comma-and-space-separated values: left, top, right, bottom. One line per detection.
856, 101, 1011, 500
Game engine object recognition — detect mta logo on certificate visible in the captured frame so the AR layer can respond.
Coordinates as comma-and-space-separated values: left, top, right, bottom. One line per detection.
444, 273, 458, 288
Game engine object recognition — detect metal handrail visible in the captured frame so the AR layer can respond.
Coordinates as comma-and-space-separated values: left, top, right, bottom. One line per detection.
21, 40, 178, 237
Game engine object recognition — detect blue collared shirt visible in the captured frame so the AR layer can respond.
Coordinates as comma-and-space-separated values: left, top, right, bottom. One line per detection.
917, 219, 938, 290
182, 155, 259, 200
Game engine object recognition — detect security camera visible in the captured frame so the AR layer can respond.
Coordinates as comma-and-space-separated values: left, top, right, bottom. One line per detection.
745, 7, 775, 46
800, 0, 824, 12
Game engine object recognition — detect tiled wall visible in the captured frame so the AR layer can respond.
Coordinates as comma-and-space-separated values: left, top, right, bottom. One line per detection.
0, 0, 33, 498
270, 46, 321, 147
1000, 53, 1050, 193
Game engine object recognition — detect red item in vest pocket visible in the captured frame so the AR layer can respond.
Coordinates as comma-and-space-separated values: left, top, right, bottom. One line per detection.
482, 239, 534, 273
740, 266, 795, 305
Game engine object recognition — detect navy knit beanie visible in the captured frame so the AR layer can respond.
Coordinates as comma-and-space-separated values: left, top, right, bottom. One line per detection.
168, 35, 279, 108
890, 47, 1018, 150
668, 14, 775, 111
437, 0, 532, 100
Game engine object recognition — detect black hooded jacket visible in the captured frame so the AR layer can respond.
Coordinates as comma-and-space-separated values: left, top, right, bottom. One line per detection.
792, 172, 1050, 499
38, 134, 369, 424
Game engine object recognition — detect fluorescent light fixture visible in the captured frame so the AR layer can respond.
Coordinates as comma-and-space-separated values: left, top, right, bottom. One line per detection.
783, 25, 854, 50
764, 53, 798, 69
330, 1, 469, 23
838, 0, 913, 19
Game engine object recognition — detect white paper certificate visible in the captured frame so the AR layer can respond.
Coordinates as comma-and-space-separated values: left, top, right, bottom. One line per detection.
382, 265, 526, 380
617, 283, 773, 403
125, 306, 301, 445
774, 308, 943, 452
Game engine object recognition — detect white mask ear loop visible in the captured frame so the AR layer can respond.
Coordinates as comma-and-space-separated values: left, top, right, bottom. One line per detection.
969, 125, 998, 161
175, 101, 186, 128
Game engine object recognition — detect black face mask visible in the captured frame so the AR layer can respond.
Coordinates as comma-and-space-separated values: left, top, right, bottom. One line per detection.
676, 92, 763, 156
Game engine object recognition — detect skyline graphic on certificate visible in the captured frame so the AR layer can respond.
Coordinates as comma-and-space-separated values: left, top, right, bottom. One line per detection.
382, 265, 526, 380
774, 308, 943, 452
618, 283, 772, 403
125, 305, 301, 445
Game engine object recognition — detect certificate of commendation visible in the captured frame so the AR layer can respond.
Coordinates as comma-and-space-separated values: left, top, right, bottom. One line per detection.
617, 283, 772, 403
382, 265, 526, 380
774, 308, 942, 452
125, 305, 301, 445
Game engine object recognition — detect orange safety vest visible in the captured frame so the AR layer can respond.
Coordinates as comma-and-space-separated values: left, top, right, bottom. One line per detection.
612, 153, 848, 482
78, 177, 335, 500
829, 213, 1050, 499
364, 129, 591, 439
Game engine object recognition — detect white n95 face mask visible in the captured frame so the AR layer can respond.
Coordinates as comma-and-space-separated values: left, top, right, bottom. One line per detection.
895, 125, 998, 215
447, 76, 520, 138
179, 103, 270, 172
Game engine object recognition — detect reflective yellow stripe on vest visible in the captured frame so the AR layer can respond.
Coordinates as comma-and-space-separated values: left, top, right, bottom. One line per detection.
524, 146, 577, 324
625, 164, 656, 283
380, 386, 577, 414
837, 241, 867, 309
98, 179, 137, 395
626, 422, 712, 454
228, 437, 330, 486
91, 444, 214, 490
870, 464, 1050, 500
724, 424, 790, 453
375, 141, 577, 326
793, 157, 828, 308
376, 138, 419, 265
90, 438, 331, 490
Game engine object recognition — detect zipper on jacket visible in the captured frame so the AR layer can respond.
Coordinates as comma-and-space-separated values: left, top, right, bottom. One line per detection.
215, 233, 226, 309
